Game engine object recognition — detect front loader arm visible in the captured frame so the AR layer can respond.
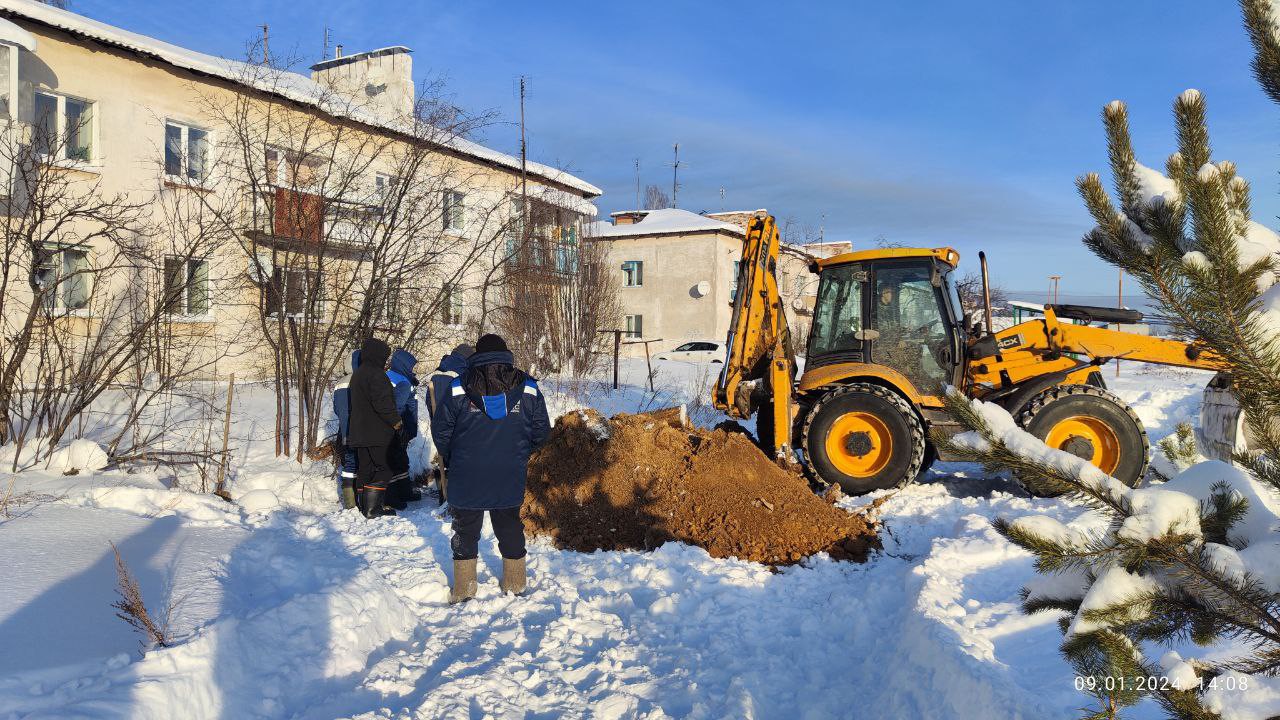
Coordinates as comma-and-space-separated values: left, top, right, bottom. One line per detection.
714, 214, 796, 456
972, 306, 1226, 395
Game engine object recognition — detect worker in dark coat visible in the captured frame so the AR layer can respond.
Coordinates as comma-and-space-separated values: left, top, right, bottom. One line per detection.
425, 344, 473, 504
386, 348, 421, 508
347, 337, 402, 518
332, 349, 361, 509
431, 334, 550, 602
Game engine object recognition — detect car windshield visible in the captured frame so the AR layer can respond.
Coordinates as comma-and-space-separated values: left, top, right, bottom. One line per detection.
674, 343, 698, 351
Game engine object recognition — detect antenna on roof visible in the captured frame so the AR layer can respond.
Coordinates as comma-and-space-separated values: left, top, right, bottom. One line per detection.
719, 187, 725, 212
321, 25, 330, 60
260, 24, 270, 65
670, 143, 680, 209
634, 158, 641, 210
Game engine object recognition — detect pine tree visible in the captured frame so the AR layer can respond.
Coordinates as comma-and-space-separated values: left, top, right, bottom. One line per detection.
937, 3, 1280, 717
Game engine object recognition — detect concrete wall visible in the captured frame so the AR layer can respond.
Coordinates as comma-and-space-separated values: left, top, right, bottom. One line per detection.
594, 230, 741, 356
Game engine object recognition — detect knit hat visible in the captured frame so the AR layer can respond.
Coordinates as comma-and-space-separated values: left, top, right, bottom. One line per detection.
475, 334, 508, 354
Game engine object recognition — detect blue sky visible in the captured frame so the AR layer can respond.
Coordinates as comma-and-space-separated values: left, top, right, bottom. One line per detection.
73, 0, 1280, 296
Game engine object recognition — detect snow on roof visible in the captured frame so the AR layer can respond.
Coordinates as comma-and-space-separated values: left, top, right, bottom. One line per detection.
310, 46, 411, 71
592, 208, 744, 238
0, 0, 601, 199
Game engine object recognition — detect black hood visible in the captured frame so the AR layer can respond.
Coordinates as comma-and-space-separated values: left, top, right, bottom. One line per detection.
359, 338, 391, 369
464, 350, 524, 398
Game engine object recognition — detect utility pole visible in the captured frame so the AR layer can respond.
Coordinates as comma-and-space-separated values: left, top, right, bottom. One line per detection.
1116, 270, 1124, 378
518, 76, 528, 232
671, 143, 680, 208
634, 158, 641, 209
1048, 275, 1062, 305
260, 24, 270, 65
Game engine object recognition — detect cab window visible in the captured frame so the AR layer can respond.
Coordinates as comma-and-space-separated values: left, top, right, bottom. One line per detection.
871, 262, 952, 392
808, 263, 864, 358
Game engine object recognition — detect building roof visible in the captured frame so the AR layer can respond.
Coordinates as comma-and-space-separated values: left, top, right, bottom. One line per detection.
0, 0, 601, 199
591, 208, 744, 238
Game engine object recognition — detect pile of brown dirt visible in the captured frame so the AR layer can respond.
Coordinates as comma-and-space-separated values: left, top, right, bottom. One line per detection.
522, 408, 879, 565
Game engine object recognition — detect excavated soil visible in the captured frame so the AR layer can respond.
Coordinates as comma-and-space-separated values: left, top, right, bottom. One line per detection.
523, 408, 880, 565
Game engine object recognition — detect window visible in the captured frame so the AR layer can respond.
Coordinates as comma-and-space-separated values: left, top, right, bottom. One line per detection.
374, 173, 399, 201
265, 146, 323, 188
163, 256, 210, 316
730, 260, 741, 301
807, 263, 864, 358
624, 314, 643, 338
0, 45, 14, 120
164, 122, 210, 184
505, 197, 524, 258
872, 263, 952, 391
375, 281, 403, 322
265, 267, 322, 318
554, 226, 579, 273
443, 190, 465, 231
441, 283, 463, 326
621, 260, 643, 287
34, 246, 92, 311
34, 92, 94, 162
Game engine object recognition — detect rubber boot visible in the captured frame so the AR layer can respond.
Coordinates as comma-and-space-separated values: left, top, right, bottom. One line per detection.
341, 485, 357, 510
388, 478, 409, 510
500, 556, 527, 596
361, 486, 395, 518
449, 558, 478, 604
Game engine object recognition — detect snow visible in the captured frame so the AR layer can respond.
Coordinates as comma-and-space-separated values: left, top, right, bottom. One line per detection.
1133, 161, 1181, 208
0, 363, 1261, 718
592, 208, 745, 238
44, 438, 108, 474
0, 0, 601, 199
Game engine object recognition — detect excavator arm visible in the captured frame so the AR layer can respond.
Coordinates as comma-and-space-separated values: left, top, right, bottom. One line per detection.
714, 215, 797, 457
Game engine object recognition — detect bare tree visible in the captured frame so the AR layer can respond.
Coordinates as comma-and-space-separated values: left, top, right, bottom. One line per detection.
0, 109, 245, 469
485, 195, 617, 377
188, 48, 516, 459
643, 184, 671, 210
953, 270, 1008, 314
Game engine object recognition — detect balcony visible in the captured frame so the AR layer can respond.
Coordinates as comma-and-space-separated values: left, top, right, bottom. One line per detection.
243, 186, 379, 253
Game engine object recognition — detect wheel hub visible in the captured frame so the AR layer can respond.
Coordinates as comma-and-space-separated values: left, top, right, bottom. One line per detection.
844, 431, 874, 457
825, 411, 894, 478
1060, 435, 1095, 461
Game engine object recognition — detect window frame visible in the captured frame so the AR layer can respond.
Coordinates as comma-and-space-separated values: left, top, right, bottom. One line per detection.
164, 120, 212, 187
265, 265, 324, 320
443, 190, 466, 232
624, 313, 643, 338
441, 282, 464, 328
621, 260, 643, 288
0, 44, 17, 122
162, 255, 212, 319
33, 90, 97, 165
34, 244, 94, 314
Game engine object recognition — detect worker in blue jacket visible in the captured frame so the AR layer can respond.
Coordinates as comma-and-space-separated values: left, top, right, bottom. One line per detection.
332, 349, 361, 509
425, 344, 473, 504
431, 334, 550, 602
386, 348, 420, 508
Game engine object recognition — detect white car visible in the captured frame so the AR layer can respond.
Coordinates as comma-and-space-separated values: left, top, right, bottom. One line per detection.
655, 341, 724, 364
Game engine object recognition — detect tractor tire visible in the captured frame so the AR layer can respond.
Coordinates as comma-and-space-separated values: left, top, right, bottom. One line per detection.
1016, 384, 1149, 495
802, 383, 926, 495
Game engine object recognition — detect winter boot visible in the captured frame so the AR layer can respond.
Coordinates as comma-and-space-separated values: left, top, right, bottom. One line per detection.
500, 556, 527, 596
361, 486, 395, 518
341, 485, 357, 510
449, 559, 478, 604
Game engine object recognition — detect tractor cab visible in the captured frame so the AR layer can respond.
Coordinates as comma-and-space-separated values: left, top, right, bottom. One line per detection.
805, 247, 965, 402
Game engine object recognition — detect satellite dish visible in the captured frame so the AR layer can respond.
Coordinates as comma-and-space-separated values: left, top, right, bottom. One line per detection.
694, 280, 711, 297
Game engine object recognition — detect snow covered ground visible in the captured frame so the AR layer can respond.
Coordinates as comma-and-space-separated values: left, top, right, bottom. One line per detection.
0, 360, 1227, 719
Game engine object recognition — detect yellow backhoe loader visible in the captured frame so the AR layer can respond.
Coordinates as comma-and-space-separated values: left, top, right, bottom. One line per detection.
714, 214, 1230, 495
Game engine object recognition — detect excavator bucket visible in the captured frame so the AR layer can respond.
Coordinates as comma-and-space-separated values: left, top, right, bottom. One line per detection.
1200, 373, 1249, 462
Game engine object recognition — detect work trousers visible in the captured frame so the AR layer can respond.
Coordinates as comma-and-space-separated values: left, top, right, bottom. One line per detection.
355, 445, 393, 491
450, 506, 526, 561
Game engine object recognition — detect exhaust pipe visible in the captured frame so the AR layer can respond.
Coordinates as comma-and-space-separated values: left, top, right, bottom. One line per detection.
979, 251, 993, 335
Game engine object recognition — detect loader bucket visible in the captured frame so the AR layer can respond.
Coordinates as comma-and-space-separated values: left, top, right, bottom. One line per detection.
1199, 373, 1248, 462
